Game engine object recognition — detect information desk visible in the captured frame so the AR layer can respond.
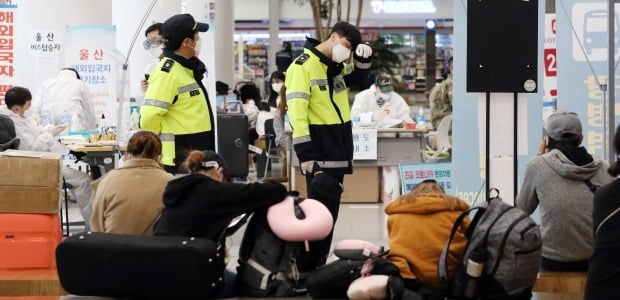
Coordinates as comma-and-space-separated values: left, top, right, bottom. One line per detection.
290, 128, 428, 202
290, 128, 427, 167
66, 144, 126, 180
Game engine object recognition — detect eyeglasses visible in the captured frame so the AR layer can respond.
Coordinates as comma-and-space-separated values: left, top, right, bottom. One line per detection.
143, 38, 163, 50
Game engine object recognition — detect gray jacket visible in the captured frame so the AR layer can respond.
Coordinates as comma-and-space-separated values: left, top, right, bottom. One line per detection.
516, 149, 614, 262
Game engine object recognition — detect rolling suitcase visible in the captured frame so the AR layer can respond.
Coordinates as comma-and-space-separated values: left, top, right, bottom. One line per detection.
217, 113, 249, 178
0, 213, 61, 269
56, 232, 226, 299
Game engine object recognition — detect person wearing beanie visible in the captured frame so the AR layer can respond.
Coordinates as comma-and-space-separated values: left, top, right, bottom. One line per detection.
140, 13, 215, 174
516, 110, 614, 271
285, 21, 374, 271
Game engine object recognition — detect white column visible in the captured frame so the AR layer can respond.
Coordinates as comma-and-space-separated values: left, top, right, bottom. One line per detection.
214, 0, 234, 87
111, 0, 182, 98
13, 0, 112, 96
268, 0, 280, 75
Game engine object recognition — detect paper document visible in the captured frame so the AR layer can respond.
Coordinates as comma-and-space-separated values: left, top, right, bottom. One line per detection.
376, 118, 404, 129
1, 149, 45, 158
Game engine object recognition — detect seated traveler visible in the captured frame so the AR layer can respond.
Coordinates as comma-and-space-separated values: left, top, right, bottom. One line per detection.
153, 150, 288, 298
516, 110, 614, 271
385, 179, 469, 295
585, 125, 620, 299
90, 131, 174, 235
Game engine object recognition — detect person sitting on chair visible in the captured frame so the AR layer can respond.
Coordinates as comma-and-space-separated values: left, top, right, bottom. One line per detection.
351, 73, 413, 128
90, 131, 174, 235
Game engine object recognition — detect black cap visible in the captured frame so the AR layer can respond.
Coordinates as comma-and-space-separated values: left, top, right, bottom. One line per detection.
216, 81, 229, 95
331, 21, 361, 50
201, 150, 228, 171
162, 14, 209, 39
0, 115, 20, 150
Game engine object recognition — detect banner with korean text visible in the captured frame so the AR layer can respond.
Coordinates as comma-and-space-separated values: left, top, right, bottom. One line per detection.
65, 25, 117, 125
0, 4, 16, 106
352, 128, 378, 160
556, 0, 620, 157
399, 162, 454, 195
29, 29, 62, 86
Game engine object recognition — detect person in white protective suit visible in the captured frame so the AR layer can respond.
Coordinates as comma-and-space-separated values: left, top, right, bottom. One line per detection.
137, 22, 164, 106
351, 73, 413, 202
33, 68, 97, 132
351, 73, 413, 128
2, 86, 93, 224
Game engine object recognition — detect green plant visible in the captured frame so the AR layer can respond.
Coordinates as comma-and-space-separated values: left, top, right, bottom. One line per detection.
368, 36, 402, 76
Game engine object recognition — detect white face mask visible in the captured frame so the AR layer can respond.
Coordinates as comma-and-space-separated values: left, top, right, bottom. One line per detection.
194, 38, 202, 52
149, 46, 163, 59
272, 82, 283, 93
377, 92, 392, 102
331, 43, 351, 63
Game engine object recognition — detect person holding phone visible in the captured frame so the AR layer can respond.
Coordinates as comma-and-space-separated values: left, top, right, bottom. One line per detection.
516, 110, 614, 271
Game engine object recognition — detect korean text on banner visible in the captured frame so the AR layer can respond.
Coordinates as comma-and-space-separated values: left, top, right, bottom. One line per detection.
353, 127, 378, 160
0, 5, 16, 106
65, 26, 117, 125
399, 162, 453, 195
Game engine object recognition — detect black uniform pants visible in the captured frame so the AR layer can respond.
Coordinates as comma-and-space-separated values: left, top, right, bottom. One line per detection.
298, 171, 344, 272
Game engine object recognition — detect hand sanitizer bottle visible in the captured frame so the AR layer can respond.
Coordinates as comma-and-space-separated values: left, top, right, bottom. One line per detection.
417, 107, 426, 129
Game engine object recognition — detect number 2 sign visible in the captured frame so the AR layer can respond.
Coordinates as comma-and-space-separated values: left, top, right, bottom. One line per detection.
544, 48, 557, 77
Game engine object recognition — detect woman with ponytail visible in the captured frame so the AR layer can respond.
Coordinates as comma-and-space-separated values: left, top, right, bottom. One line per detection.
153, 149, 287, 298
586, 125, 620, 299
90, 131, 174, 235
153, 149, 287, 240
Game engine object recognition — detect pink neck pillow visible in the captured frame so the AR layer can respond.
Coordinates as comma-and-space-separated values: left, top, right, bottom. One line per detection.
267, 196, 334, 251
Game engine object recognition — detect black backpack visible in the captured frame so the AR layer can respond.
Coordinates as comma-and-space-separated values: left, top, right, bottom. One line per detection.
236, 207, 310, 297
439, 190, 542, 299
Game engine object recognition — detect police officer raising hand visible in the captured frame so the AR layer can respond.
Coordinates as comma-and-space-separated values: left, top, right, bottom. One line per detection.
285, 21, 373, 272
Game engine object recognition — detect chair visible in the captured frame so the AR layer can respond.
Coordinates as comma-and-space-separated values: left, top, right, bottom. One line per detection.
424, 115, 452, 162
262, 118, 280, 178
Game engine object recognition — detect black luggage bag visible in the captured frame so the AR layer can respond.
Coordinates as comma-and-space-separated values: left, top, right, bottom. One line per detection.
217, 113, 249, 178
56, 232, 225, 299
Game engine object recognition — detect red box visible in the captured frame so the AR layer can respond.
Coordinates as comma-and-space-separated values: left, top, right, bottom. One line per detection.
0, 213, 61, 269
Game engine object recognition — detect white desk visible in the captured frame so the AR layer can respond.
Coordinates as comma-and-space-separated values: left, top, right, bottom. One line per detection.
290, 128, 428, 167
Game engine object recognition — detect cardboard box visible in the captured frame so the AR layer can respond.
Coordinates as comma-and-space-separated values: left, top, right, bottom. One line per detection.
294, 166, 379, 203
0, 153, 61, 187
0, 153, 62, 214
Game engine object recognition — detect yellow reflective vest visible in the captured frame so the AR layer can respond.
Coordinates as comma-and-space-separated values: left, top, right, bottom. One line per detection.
140, 52, 215, 169
285, 38, 372, 175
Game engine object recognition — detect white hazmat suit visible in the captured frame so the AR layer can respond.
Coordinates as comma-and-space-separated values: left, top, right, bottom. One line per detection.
33, 69, 97, 132
351, 85, 413, 127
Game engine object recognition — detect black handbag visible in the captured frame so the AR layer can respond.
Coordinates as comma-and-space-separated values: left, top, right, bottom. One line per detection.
306, 256, 400, 299
56, 232, 226, 300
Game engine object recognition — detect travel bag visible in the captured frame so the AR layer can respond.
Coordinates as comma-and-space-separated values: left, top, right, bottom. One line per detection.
56, 231, 225, 299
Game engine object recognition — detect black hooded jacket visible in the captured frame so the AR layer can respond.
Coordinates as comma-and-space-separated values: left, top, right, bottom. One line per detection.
153, 174, 287, 240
